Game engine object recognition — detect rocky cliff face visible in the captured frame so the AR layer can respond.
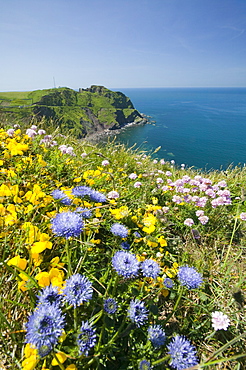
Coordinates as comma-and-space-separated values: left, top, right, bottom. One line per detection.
32, 86, 145, 138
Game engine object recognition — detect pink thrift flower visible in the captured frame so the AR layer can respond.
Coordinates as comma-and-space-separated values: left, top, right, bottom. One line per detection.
129, 173, 138, 180
134, 181, 142, 188
196, 210, 204, 217
38, 129, 46, 135
102, 160, 110, 166
26, 128, 37, 138
212, 311, 230, 331
7, 128, 15, 136
240, 212, 246, 221
198, 215, 209, 225
107, 191, 120, 199
160, 159, 165, 165
81, 152, 87, 158
165, 171, 172, 177
184, 218, 194, 227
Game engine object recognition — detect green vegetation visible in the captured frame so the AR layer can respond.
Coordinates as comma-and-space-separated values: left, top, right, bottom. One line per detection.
0, 86, 144, 137
0, 120, 245, 369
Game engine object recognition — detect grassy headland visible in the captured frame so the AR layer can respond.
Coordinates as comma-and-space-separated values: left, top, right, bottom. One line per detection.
0, 120, 245, 370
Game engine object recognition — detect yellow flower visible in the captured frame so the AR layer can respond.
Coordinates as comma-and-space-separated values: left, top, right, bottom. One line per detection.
22, 355, 38, 370
35, 271, 50, 287
7, 255, 27, 270
31, 233, 52, 254
22, 222, 40, 244
66, 365, 77, 370
49, 268, 64, 288
110, 206, 130, 220
158, 236, 167, 247
73, 177, 82, 182
0, 184, 11, 196
50, 256, 65, 269
146, 240, 158, 248
142, 213, 157, 234
51, 352, 67, 366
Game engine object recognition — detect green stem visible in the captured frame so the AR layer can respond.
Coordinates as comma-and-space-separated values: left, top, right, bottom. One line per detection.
223, 208, 239, 267
65, 238, 72, 275
74, 307, 77, 331
152, 354, 171, 366
161, 285, 184, 325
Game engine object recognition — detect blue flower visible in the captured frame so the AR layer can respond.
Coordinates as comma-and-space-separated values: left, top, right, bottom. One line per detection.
77, 321, 97, 356
25, 304, 65, 357
63, 273, 93, 307
111, 223, 129, 238
103, 298, 118, 314
141, 259, 160, 279
164, 277, 174, 289
167, 335, 199, 370
139, 359, 151, 370
72, 185, 92, 198
112, 251, 139, 278
121, 241, 130, 249
51, 211, 84, 239
37, 285, 62, 308
89, 189, 107, 203
177, 265, 203, 290
51, 189, 72, 205
75, 207, 92, 219
128, 299, 148, 327
147, 325, 166, 347
72, 186, 107, 203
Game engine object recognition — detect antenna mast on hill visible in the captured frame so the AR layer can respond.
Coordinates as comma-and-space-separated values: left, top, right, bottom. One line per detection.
53, 77, 56, 88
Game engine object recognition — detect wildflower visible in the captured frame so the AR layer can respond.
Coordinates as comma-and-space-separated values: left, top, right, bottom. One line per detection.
111, 223, 129, 238
198, 215, 209, 225
72, 185, 92, 198
121, 241, 130, 249
167, 335, 199, 370
177, 266, 203, 290
36, 285, 63, 307
101, 159, 109, 166
160, 159, 165, 165
184, 218, 194, 227
7, 128, 15, 136
51, 211, 84, 239
38, 129, 46, 135
77, 321, 96, 356
7, 255, 27, 270
128, 299, 148, 327
141, 259, 160, 279
75, 207, 92, 219
51, 189, 72, 205
139, 360, 151, 370
134, 181, 142, 188
63, 273, 93, 307
148, 325, 166, 347
103, 298, 118, 314
211, 311, 230, 331
107, 190, 120, 199
164, 277, 174, 289
165, 171, 172, 176
89, 189, 107, 203
81, 152, 87, 158
129, 173, 138, 180
195, 210, 204, 217
239, 212, 246, 221
25, 304, 66, 357
112, 251, 139, 278
26, 128, 37, 138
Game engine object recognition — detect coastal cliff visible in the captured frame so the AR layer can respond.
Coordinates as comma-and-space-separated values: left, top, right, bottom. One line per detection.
0, 86, 147, 138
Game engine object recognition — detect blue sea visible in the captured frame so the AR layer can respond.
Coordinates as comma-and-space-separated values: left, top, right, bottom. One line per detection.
113, 88, 246, 171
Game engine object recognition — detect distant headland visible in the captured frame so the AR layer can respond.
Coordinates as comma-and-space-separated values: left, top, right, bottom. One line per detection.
0, 85, 148, 138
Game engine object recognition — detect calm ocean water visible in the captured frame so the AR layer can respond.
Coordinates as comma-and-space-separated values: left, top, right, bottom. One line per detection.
113, 88, 246, 171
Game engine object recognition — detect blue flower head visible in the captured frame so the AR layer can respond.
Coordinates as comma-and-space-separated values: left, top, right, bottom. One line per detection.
121, 241, 130, 250
164, 277, 174, 289
51, 189, 72, 205
147, 324, 166, 347
103, 298, 118, 314
167, 335, 199, 370
89, 189, 107, 203
37, 285, 63, 308
63, 273, 93, 307
75, 207, 92, 219
77, 321, 97, 356
25, 304, 66, 357
72, 185, 92, 198
177, 265, 203, 290
111, 223, 129, 238
139, 360, 151, 370
112, 250, 139, 279
141, 259, 160, 279
128, 299, 148, 327
51, 211, 84, 239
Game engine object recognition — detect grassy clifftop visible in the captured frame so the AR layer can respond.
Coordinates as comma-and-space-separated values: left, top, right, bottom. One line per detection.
0, 86, 145, 137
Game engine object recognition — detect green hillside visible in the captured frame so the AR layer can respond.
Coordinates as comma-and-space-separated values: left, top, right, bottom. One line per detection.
0, 86, 145, 138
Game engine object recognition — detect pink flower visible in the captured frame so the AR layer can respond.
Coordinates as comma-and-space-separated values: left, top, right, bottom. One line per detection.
160, 159, 165, 165
184, 218, 194, 227
38, 129, 46, 135
196, 210, 204, 217
134, 182, 142, 188
107, 191, 120, 199
129, 173, 138, 180
198, 215, 209, 225
211, 311, 230, 331
81, 152, 87, 158
7, 129, 15, 136
102, 160, 110, 166
26, 128, 37, 138
165, 171, 172, 177
240, 212, 246, 221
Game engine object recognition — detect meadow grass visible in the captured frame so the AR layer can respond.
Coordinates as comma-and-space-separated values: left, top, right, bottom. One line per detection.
0, 121, 245, 370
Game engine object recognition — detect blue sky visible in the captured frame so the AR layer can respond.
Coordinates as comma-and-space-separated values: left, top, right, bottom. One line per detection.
1, 0, 246, 91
